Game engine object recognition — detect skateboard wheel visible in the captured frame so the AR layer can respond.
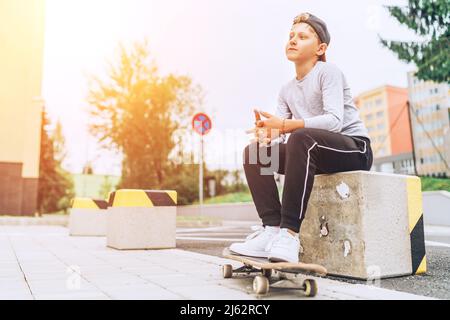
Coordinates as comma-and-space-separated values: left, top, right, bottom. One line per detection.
303, 279, 318, 297
223, 264, 233, 278
253, 276, 269, 295
261, 269, 272, 278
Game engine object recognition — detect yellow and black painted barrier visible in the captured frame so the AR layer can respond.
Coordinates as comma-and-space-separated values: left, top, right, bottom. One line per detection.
69, 197, 109, 237
108, 190, 177, 208
106, 189, 178, 250
71, 198, 108, 210
406, 176, 427, 275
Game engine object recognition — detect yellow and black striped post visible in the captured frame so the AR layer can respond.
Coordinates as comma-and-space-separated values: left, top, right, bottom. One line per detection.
406, 176, 427, 275
108, 190, 177, 208
71, 198, 108, 210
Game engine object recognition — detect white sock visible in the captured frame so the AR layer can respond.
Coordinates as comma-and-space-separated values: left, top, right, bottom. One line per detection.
265, 226, 280, 233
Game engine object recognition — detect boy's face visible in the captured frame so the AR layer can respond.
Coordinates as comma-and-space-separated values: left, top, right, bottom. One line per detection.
286, 22, 327, 63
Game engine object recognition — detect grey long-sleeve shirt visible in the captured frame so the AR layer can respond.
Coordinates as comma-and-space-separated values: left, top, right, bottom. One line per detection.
274, 61, 370, 144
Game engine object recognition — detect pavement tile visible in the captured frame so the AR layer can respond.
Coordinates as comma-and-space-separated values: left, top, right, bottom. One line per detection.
0, 226, 433, 300
169, 284, 257, 300
100, 284, 182, 300
142, 273, 211, 288
0, 279, 30, 291
34, 291, 110, 300
0, 292, 34, 300
85, 274, 146, 287
27, 278, 99, 294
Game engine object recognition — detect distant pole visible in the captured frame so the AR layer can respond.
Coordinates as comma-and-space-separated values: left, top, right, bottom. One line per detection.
234, 130, 238, 170
199, 135, 204, 213
407, 101, 419, 176
192, 113, 212, 216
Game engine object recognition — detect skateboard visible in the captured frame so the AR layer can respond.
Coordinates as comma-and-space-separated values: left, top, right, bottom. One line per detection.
222, 248, 327, 297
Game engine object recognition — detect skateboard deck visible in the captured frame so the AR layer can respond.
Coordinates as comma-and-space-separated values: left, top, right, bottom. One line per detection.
222, 248, 327, 296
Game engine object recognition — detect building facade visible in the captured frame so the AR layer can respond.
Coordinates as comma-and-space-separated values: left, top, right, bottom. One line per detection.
407, 71, 450, 178
355, 85, 415, 174
0, 0, 46, 215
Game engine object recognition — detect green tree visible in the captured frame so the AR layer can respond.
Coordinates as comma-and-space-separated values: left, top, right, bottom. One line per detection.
228, 169, 248, 193
53, 120, 67, 164
380, 0, 449, 83
37, 109, 75, 215
88, 40, 204, 192
161, 163, 199, 205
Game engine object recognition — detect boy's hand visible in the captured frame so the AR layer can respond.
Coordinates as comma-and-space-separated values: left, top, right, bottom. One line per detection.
246, 110, 282, 146
255, 111, 283, 130
246, 127, 279, 146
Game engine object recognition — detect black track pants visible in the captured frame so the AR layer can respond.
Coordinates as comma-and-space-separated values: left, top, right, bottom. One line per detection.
243, 128, 373, 233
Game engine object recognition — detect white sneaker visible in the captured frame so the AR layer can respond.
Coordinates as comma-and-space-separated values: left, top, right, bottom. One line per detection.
267, 228, 300, 263
229, 226, 280, 258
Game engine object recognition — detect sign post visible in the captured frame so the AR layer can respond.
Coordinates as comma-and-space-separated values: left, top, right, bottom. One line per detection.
192, 113, 212, 214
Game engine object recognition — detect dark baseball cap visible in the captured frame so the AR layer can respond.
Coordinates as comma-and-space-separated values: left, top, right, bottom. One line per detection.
292, 13, 330, 62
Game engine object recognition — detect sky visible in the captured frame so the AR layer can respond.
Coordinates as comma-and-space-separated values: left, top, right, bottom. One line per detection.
42, 0, 418, 175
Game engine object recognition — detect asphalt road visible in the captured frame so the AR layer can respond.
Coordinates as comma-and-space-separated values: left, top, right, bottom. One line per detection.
176, 222, 450, 300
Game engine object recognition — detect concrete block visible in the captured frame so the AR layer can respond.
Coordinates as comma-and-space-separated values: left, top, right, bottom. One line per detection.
69, 198, 108, 237
106, 190, 177, 250
300, 171, 426, 280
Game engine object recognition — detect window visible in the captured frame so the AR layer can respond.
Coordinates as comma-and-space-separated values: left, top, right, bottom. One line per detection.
376, 111, 384, 118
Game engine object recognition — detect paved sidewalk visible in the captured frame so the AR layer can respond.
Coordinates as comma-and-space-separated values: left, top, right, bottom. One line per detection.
0, 226, 433, 300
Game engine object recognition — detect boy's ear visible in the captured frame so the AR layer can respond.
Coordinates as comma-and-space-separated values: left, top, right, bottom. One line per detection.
318, 43, 327, 54
317, 43, 328, 58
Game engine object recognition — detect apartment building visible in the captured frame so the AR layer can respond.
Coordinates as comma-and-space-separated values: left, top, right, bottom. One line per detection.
355, 85, 415, 174
407, 71, 450, 178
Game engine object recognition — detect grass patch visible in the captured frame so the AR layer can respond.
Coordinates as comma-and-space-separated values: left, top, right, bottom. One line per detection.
193, 191, 253, 205
194, 188, 284, 205
420, 176, 450, 192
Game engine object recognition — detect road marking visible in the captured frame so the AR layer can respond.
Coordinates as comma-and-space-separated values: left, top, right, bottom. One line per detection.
425, 240, 450, 248
176, 233, 249, 237
424, 225, 450, 236
176, 226, 239, 233
176, 236, 244, 242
